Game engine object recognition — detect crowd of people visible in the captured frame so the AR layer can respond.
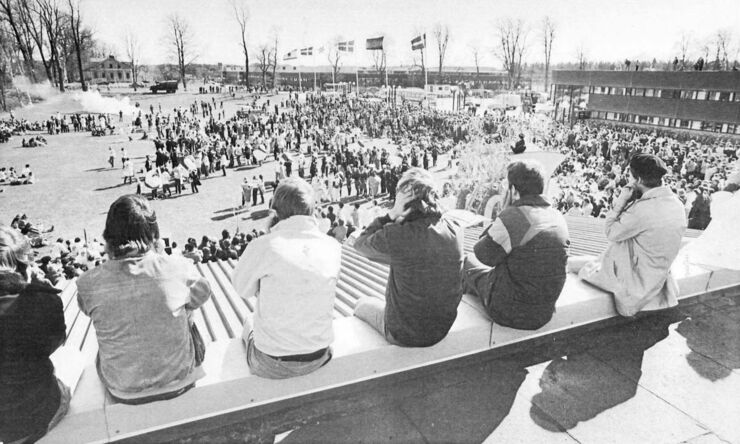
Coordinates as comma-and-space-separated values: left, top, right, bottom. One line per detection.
4, 81, 740, 442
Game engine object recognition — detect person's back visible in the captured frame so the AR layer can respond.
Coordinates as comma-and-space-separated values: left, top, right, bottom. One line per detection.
0, 226, 68, 443
464, 160, 569, 330
77, 195, 211, 402
354, 168, 463, 347
573, 154, 687, 316
232, 178, 341, 378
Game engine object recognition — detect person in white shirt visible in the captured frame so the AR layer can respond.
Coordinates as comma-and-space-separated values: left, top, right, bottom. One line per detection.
231, 177, 342, 379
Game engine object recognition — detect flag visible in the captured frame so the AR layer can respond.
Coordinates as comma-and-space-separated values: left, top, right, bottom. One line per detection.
300, 47, 313, 56
283, 49, 298, 60
337, 40, 354, 52
366, 36, 384, 50
411, 34, 426, 50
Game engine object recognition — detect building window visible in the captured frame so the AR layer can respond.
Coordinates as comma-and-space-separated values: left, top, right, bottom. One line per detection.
659, 89, 675, 99
678, 119, 690, 128
727, 124, 737, 134
696, 90, 707, 100
691, 121, 702, 130
126, 72, 130, 79
109, 63, 113, 69
733, 92, 740, 102
613, 87, 625, 95
718, 91, 732, 101
644, 89, 655, 97
633, 88, 645, 96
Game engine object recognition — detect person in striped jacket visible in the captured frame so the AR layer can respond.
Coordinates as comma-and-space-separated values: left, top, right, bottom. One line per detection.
463, 160, 570, 330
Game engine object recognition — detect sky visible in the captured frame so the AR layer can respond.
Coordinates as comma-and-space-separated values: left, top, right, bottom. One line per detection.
82, 0, 740, 68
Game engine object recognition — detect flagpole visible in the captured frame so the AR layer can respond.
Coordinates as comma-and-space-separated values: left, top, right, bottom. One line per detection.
423, 34, 428, 89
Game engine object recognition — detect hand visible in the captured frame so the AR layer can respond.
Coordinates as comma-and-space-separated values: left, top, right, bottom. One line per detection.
388, 189, 414, 222
614, 185, 635, 210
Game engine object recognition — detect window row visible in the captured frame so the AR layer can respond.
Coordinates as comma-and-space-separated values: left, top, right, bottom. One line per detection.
590, 111, 740, 134
92, 71, 131, 80
589, 86, 740, 102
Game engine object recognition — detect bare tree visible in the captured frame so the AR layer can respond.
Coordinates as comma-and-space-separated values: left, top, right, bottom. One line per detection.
575, 43, 588, 70
327, 36, 343, 82
255, 43, 272, 88
677, 31, 691, 70
371, 47, 386, 86
271, 32, 278, 88
433, 23, 449, 76
66, 0, 86, 90
124, 30, 140, 90
166, 13, 195, 91
468, 41, 481, 85
18, 1, 53, 82
231, 0, 249, 88
493, 18, 528, 89
36, 0, 65, 91
0, 0, 37, 81
715, 29, 732, 70
542, 16, 555, 92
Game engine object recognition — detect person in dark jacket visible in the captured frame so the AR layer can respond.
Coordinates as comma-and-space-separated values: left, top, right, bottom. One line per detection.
353, 168, 463, 347
511, 133, 527, 154
463, 160, 570, 330
0, 226, 69, 443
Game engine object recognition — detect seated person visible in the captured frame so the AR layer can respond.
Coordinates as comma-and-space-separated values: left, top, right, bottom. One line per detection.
77, 194, 212, 404
353, 168, 463, 347
463, 160, 569, 330
0, 226, 70, 443
232, 178, 342, 379
569, 154, 687, 317
511, 133, 527, 154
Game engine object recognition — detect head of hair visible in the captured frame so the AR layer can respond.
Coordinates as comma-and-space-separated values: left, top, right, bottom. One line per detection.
271, 177, 315, 221
0, 226, 32, 274
103, 194, 159, 259
507, 160, 546, 196
629, 154, 667, 188
396, 167, 442, 217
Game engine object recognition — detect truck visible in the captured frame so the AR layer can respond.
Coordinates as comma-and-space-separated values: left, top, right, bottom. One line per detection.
149, 80, 179, 94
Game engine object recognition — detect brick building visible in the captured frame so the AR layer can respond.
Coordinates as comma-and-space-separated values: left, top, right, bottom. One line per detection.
84, 55, 133, 84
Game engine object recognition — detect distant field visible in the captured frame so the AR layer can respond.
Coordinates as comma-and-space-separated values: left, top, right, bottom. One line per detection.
1, 89, 280, 246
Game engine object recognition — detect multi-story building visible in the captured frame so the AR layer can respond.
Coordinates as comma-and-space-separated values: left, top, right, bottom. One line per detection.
84, 55, 133, 84
551, 70, 740, 137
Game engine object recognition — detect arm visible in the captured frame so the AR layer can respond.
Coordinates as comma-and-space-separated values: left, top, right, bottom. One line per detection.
231, 240, 264, 300
185, 263, 212, 310
473, 217, 510, 268
604, 200, 645, 243
353, 214, 394, 264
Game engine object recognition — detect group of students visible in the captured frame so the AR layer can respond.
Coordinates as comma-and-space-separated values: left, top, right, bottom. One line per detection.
0, 149, 687, 442
0, 164, 35, 186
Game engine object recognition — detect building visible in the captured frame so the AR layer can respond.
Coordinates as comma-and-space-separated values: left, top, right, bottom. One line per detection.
84, 55, 133, 84
222, 64, 528, 91
551, 70, 740, 136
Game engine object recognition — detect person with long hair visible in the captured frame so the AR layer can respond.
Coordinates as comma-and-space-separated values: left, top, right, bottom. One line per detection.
1, 226, 69, 443
76, 195, 212, 404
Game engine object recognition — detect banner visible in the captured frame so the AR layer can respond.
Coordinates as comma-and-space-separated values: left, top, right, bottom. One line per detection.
411, 34, 426, 50
337, 40, 354, 52
366, 36, 384, 50
300, 47, 313, 56
283, 49, 298, 60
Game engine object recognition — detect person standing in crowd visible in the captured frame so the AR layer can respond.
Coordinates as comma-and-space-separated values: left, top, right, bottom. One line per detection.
570, 154, 687, 316
463, 160, 570, 330
241, 177, 252, 209
77, 195, 212, 403
353, 168, 463, 347
108, 146, 115, 168
0, 226, 73, 443
232, 178, 342, 378
189, 169, 200, 193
